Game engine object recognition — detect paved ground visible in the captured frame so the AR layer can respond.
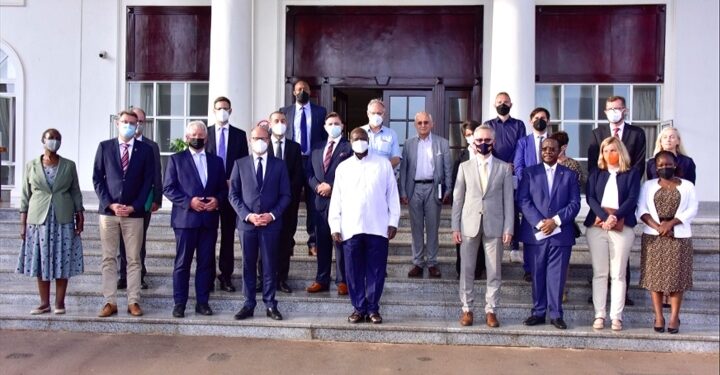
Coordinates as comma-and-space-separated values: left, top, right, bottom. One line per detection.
1, 330, 717, 374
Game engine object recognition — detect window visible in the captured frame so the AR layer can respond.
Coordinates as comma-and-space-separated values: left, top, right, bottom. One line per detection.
383, 90, 432, 152
0, 48, 17, 187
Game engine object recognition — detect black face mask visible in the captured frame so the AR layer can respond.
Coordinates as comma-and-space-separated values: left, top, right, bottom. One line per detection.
496, 104, 511, 116
533, 119, 548, 132
296, 90, 310, 104
475, 142, 493, 155
187, 138, 205, 150
657, 167, 675, 180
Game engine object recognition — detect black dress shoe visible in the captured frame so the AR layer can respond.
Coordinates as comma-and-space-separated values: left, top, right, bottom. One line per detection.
278, 281, 292, 294
141, 279, 149, 290
348, 311, 365, 324
234, 306, 254, 320
266, 307, 283, 320
172, 304, 185, 318
523, 315, 546, 326
218, 278, 236, 292
117, 278, 127, 290
195, 303, 213, 316
551, 318, 567, 329
368, 313, 383, 324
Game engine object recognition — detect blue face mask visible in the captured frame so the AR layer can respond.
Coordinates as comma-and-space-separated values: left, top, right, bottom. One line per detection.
119, 122, 137, 139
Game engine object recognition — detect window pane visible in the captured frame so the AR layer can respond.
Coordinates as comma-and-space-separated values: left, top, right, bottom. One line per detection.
141, 119, 154, 141
633, 85, 660, 121
0, 83, 14, 93
536, 85, 560, 120
0, 97, 14, 162
128, 83, 154, 116
447, 97, 468, 123
189, 83, 209, 117
408, 96, 426, 118
0, 165, 13, 185
562, 122, 594, 159
155, 119, 186, 152
638, 123, 660, 160
389, 121, 406, 144
407, 121, 417, 140
564, 85, 595, 120
597, 85, 630, 119
0, 49, 18, 80
389, 96, 407, 119
157, 83, 184, 116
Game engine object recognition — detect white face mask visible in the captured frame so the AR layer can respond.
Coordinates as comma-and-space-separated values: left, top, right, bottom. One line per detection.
271, 123, 286, 137
368, 114, 383, 128
465, 135, 475, 145
44, 139, 61, 152
605, 109, 623, 123
351, 140, 369, 154
325, 125, 343, 139
215, 109, 230, 123
252, 139, 268, 154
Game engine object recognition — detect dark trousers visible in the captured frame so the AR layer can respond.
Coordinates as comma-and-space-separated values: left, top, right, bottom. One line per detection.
118, 211, 151, 280
172, 227, 216, 306
213, 199, 237, 282
343, 234, 388, 315
275, 199, 300, 283
455, 243, 485, 277
315, 206, 346, 285
241, 229, 279, 309
527, 242, 571, 320
302, 155, 317, 248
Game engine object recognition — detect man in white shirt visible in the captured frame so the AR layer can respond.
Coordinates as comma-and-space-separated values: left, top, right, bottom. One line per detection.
329, 128, 401, 324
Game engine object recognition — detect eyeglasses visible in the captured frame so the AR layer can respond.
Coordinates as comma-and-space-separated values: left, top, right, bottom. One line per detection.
416, 121, 431, 125
605, 107, 625, 112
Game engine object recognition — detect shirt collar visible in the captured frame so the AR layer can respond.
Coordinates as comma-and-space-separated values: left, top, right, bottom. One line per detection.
295, 102, 307, 111
610, 122, 625, 132
118, 137, 135, 147
543, 162, 556, 171
253, 152, 266, 160
418, 134, 432, 143
189, 148, 205, 157
535, 132, 548, 139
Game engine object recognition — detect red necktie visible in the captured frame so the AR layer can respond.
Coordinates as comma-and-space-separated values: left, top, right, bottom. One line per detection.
120, 143, 129, 173
323, 141, 335, 173
613, 127, 620, 138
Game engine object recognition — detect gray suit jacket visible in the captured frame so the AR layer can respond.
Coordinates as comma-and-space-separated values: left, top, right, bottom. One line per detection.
451, 156, 514, 238
399, 135, 452, 204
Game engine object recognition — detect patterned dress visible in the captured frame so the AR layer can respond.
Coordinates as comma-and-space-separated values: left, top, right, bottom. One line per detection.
639, 187, 693, 293
16, 164, 84, 280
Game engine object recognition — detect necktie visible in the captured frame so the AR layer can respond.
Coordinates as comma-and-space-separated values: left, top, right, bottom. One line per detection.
537, 136, 544, 163
275, 141, 282, 160
547, 167, 554, 193
613, 127, 620, 138
197, 153, 207, 188
323, 141, 335, 173
120, 143, 129, 173
256, 157, 263, 190
300, 106, 308, 154
479, 160, 488, 193
218, 127, 227, 168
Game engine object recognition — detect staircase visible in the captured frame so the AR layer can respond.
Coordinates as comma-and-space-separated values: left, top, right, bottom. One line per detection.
0, 202, 718, 353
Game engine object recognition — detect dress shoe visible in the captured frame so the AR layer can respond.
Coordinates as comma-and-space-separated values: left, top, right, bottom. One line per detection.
266, 307, 283, 320
523, 272, 532, 283
278, 281, 292, 294
407, 265, 423, 278
428, 266, 442, 279
98, 303, 118, 318
172, 304, 185, 318
306, 282, 329, 293
141, 279, 149, 290
218, 278, 236, 292
460, 311, 474, 326
624, 296, 635, 306
668, 320, 680, 334
611, 319, 623, 331
653, 317, 665, 333
368, 313, 382, 324
127, 303, 143, 317
117, 278, 127, 290
486, 312, 500, 328
30, 305, 51, 315
234, 306, 254, 320
337, 282, 348, 296
551, 318, 568, 330
53, 306, 66, 315
195, 303, 213, 316
308, 245, 317, 256
523, 315, 546, 326
348, 311, 365, 324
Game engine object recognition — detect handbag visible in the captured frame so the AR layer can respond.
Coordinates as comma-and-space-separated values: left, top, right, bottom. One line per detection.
593, 207, 624, 231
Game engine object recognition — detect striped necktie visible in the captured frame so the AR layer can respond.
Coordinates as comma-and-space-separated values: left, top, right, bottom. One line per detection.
120, 143, 129, 173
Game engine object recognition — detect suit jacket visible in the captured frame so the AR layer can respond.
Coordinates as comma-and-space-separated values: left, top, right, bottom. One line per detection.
92, 138, 154, 218
20, 156, 84, 225
163, 150, 227, 229
451, 156, 514, 238
137, 136, 163, 206
307, 138, 353, 212
450, 147, 471, 201
399, 135, 452, 204
228, 154, 292, 232
269, 137, 305, 204
514, 133, 546, 183
588, 123, 646, 176
517, 163, 581, 246
206, 124, 249, 179
279, 102, 328, 151
583, 168, 641, 228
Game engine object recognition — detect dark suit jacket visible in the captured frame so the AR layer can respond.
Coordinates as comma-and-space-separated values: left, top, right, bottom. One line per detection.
583, 168, 641, 228
206, 124, 249, 179
92, 138, 154, 218
163, 150, 227, 229
646, 153, 696, 184
450, 148, 471, 201
307, 138, 353, 212
269, 138, 304, 205
279, 102, 328, 151
517, 163, 580, 246
137, 136, 163, 207
588, 123, 646, 176
514, 133, 545, 183
228, 154, 292, 232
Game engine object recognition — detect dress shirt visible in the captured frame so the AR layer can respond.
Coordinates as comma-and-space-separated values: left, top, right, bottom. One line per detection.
600, 167, 620, 209
215, 124, 230, 153
293, 103, 312, 153
272, 136, 285, 159
483, 116, 526, 163
252, 152, 267, 181
117, 137, 135, 162
189, 148, 208, 186
414, 134, 434, 180
328, 153, 401, 240
360, 125, 402, 160
610, 122, 625, 140
536, 162, 562, 228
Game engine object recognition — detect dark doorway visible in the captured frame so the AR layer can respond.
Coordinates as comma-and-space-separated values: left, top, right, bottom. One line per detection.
333, 88, 382, 133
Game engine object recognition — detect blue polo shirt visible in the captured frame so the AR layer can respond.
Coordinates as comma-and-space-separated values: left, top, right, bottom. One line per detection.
483, 116, 526, 164
361, 124, 402, 160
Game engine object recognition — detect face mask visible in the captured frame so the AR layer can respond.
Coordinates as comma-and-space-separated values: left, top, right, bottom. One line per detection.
369, 114, 383, 128
605, 109, 623, 123
44, 139, 61, 152
496, 104, 510, 116
215, 109, 230, 123
475, 142, 493, 156
533, 119, 547, 132
119, 122, 137, 139
465, 136, 475, 145
325, 125, 343, 139
606, 153, 620, 166
252, 139, 268, 154
657, 167, 676, 180
187, 138, 205, 150
271, 123, 287, 137
351, 140, 369, 154
296, 91, 310, 105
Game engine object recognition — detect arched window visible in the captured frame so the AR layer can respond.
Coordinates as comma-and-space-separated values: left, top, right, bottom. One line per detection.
0, 44, 19, 187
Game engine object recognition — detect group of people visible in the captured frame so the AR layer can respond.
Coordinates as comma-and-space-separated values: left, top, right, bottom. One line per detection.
16, 85, 699, 333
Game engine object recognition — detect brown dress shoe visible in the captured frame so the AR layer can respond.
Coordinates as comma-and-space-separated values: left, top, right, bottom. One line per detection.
460, 311, 474, 326
127, 303, 143, 317
308, 246, 317, 256
486, 312, 500, 328
428, 266, 442, 278
407, 265, 423, 278
98, 303, 118, 318
337, 282, 348, 295
306, 282, 329, 293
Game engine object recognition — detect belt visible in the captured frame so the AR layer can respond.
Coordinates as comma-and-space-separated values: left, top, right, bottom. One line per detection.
414, 179, 434, 184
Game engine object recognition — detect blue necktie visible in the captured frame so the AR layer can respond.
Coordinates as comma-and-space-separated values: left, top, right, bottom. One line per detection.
256, 157, 263, 190
300, 106, 308, 154
218, 127, 226, 169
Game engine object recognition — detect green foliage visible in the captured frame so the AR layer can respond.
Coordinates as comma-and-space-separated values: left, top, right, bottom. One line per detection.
169, 138, 188, 152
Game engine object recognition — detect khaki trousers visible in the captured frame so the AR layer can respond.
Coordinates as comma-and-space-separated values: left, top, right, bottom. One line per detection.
99, 215, 144, 305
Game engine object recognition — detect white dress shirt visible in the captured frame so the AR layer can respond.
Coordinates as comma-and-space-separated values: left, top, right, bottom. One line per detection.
117, 137, 135, 162
189, 147, 208, 186
293, 103, 312, 151
414, 134, 434, 180
329, 153, 401, 240
600, 168, 620, 209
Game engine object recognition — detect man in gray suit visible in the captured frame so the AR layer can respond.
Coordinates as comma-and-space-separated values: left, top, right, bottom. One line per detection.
400, 112, 452, 279
452, 125, 514, 327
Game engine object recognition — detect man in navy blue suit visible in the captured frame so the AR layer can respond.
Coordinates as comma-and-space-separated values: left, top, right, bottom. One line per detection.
518, 138, 580, 330
163, 121, 227, 318
229, 126, 291, 321
93, 109, 154, 318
